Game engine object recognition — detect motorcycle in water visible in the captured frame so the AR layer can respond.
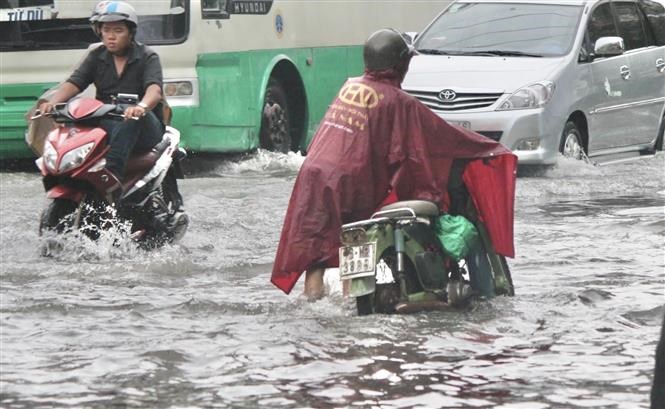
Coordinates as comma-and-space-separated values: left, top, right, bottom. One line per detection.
34, 94, 188, 250
339, 191, 514, 315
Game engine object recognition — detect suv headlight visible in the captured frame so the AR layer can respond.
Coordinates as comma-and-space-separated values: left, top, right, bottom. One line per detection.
497, 81, 555, 111
43, 141, 58, 172
59, 142, 94, 173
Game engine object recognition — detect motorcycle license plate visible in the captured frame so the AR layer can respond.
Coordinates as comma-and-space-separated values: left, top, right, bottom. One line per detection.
339, 242, 376, 279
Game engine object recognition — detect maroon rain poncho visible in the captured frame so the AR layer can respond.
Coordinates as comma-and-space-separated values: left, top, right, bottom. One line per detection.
271, 70, 517, 294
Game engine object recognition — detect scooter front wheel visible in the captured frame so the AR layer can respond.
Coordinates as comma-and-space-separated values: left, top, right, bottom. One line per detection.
39, 198, 78, 235
39, 198, 80, 257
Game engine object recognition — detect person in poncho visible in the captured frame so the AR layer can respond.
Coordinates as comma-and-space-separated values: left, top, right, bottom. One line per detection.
271, 29, 517, 300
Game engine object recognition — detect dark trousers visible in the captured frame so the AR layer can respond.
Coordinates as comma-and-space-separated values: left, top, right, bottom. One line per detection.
100, 111, 164, 179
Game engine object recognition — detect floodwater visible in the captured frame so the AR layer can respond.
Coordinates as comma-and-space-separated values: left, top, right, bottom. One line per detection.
1, 152, 663, 408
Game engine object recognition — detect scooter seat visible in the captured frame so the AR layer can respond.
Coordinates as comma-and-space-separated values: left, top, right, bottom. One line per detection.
379, 200, 440, 218
124, 138, 171, 177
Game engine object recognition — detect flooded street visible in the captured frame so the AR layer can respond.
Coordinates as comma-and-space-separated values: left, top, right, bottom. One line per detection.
0, 152, 663, 408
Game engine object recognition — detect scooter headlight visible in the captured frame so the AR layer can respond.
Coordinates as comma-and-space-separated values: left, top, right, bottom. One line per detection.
497, 81, 555, 111
59, 142, 94, 173
43, 141, 58, 172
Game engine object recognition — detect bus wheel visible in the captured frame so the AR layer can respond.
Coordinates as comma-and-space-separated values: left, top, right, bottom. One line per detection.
260, 79, 291, 153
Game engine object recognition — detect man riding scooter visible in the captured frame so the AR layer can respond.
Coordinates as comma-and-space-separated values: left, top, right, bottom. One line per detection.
37, 0, 179, 204
271, 29, 517, 301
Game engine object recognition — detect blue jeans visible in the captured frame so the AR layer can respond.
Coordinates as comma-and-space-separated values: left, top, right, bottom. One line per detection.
100, 111, 164, 178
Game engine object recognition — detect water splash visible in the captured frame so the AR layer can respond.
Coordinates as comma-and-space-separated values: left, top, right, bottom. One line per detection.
39, 204, 141, 262
213, 150, 305, 176
517, 154, 664, 203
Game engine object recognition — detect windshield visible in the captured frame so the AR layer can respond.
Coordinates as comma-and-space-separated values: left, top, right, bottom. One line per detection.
0, 0, 188, 52
416, 2, 584, 57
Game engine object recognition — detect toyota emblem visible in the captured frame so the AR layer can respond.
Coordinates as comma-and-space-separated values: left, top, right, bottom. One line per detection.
438, 89, 457, 101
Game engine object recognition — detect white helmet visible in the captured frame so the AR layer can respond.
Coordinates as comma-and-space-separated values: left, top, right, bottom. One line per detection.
89, 1, 110, 34
96, 1, 138, 28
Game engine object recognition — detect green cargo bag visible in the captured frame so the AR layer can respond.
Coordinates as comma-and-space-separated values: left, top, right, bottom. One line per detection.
433, 214, 480, 261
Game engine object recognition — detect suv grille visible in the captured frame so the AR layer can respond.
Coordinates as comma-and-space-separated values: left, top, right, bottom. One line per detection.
405, 90, 503, 112
476, 131, 503, 141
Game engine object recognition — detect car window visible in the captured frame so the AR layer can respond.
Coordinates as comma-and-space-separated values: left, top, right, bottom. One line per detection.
588, 2, 618, 46
612, 1, 650, 49
638, 0, 665, 45
414, 2, 583, 57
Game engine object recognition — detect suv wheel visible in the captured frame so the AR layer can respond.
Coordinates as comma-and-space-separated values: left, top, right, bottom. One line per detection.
560, 121, 584, 160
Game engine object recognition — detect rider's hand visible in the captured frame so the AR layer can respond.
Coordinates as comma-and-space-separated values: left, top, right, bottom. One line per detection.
124, 105, 146, 120
37, 101, 55, 115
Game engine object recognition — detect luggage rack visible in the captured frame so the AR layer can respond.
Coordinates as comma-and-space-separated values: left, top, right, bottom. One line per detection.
342, 207, 431, 230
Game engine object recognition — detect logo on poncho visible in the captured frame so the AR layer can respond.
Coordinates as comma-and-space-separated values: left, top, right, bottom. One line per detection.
338, 84, 381, 108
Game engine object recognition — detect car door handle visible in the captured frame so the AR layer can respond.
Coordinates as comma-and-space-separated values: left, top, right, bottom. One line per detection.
657, 58, 665, 73
619, 65, 631, 80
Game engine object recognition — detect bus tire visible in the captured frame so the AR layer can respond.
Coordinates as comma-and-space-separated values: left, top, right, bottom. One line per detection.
260, 79, 291, 153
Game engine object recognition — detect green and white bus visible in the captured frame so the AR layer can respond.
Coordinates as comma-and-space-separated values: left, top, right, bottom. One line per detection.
0, 0, 451, 160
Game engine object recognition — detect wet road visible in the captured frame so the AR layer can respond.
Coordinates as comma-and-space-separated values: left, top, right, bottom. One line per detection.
1, 152, 663, 408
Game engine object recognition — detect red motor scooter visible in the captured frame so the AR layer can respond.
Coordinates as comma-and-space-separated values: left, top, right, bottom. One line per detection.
33, 94, 188, 250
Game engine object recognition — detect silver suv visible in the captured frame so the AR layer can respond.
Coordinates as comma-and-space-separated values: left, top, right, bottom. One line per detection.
403, 0, 665, 165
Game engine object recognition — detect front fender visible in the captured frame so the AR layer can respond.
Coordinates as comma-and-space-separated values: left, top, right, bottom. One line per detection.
46, 185, 84, 203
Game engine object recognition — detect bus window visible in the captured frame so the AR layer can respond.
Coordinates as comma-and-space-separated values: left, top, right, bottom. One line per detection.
136, 0, 189, 45
0, 0, 189, 51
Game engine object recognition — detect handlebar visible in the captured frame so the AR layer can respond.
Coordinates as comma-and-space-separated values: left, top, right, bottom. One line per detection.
30, 110, 48, 120
108, 112, 141, 121
30, 106, 140, 121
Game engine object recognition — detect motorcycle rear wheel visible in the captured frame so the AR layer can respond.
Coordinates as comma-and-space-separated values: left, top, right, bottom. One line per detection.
356, 294, 374, 316
356, 250, 418, 316
129, 175, 188, 249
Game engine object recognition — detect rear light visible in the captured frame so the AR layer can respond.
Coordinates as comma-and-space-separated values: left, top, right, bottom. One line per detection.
340, 227, 368, 245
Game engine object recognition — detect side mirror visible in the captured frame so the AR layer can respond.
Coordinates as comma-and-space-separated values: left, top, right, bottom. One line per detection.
593, 36, 624, 58
402, 32, 419, 45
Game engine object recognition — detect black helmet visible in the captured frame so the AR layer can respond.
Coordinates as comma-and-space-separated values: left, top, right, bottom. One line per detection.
363, 28, 415, 71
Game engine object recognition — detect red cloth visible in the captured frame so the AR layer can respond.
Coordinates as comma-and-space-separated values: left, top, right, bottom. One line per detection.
463, 154, 517, 258
271, 71, 516, 294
